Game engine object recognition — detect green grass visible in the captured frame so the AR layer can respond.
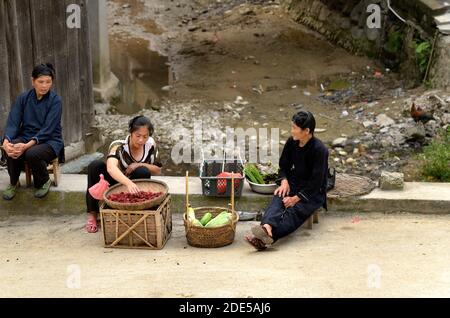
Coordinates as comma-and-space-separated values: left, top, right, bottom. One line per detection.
419, 127, 450, 182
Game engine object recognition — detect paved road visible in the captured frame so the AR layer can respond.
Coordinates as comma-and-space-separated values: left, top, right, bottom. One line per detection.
1, 212, 450, 297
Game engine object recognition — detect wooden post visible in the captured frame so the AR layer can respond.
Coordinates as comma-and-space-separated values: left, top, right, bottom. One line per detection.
313, 210, 319, 224
25, 163, 32, 187
185, 171, 189, 212
228, 172, 235, 214
52, 159, 60, 187
307, 215, 313, 230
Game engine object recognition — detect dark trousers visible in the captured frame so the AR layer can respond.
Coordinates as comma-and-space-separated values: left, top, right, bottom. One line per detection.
86, 159, 152, 213
261, 176, 325, 242
6, 138, 56, 188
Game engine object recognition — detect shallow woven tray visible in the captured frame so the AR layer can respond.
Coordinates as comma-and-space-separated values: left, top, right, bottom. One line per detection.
104, 179, 169, 211
327, 173, 376, 198
183, 207, 239, 248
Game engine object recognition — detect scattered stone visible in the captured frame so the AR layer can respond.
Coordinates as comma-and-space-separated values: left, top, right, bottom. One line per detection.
363, 120, 375, 128
112, 129, 123, 137
442, 113, 450, 125
346, 158, 355, 164
224, 104, 233, 111
403, 123, 426, 142
151, 104, 161, 111
380, 136, 393, 148
376, 114, 395, 127
94, 103, 111, 115
338, 150, 348, 156
332, 137, 347, 147
239, 6, 255, 15
379, 171, 404, 190
188, 25, 199, 32
424, 120, 438, 137
234, 96, 249, 105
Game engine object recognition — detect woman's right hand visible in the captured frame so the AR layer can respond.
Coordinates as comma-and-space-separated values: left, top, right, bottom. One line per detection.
126, 181, 140, 194
274, 179, 290, 197
2, 140, 13, 157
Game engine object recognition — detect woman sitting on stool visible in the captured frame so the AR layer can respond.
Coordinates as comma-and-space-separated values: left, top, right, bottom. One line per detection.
85, 115, 162, 233
2, 63, 64, 200
245, 110, 329, 250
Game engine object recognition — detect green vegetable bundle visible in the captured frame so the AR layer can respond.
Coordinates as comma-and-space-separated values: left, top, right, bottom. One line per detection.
244, 164, 265, 184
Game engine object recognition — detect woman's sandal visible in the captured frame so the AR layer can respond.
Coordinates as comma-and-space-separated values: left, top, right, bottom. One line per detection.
244, 235, 267, 251
251, 225, 274, 245
86, 217, 98, 233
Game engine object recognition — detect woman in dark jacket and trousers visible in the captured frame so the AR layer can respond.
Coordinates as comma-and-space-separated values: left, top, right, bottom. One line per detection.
245, 110, 329, 250
2, 63, 64, 200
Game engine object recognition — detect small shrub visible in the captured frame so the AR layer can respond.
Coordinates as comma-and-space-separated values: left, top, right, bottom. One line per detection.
415, 40, 432, 76
419, 127, 450, 182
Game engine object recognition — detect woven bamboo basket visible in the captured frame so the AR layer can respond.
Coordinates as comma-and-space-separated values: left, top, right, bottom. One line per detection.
103, 179, 169, 211
183, 171, 239, 248
100, 194, 172, 249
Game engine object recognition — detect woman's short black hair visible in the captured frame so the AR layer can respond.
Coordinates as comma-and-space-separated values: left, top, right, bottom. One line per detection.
128, 115, 154, 135
32, 63, 55, 79
292, 110, 316, 134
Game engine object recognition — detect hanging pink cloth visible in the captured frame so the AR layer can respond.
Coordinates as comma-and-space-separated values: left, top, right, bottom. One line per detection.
88, 174, 110, 200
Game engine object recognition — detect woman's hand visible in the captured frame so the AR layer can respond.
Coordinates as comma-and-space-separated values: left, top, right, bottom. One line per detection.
283, 195, 300, 208
14, 143, 27, 152
10, 144, 27, 159
3, 143, 25, 159
125, 163, 141, 176
274, 179, 290, 197
2, 141, 14, 157
126, 181, 140, 194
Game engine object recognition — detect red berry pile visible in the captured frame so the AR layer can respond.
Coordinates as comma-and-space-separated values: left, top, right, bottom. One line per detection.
107, 191, 163, 203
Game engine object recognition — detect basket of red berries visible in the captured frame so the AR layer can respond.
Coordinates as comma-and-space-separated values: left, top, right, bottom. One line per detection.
103, 179, 169, 210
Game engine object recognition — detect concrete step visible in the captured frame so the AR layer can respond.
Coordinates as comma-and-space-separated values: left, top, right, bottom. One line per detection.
438, 23, 450, 34
0, 172, 449, 217
421, 0, 450, 11
434, 12, 450, 24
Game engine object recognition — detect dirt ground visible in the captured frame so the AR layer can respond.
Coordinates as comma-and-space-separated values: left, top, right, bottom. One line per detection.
1, 212, 450, 298
107, 0, 380, 136
100, 0, 435, 181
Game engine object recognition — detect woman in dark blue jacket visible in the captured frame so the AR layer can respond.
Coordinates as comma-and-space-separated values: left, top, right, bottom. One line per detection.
2, 63, 64, 200
245, 111, 329, 251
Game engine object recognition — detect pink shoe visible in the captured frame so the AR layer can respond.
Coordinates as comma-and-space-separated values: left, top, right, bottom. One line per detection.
86, 217, 98, 233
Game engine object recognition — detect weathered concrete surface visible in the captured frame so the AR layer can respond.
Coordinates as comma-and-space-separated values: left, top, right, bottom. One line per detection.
0, 172, 448, 216
1, 213, 450, 297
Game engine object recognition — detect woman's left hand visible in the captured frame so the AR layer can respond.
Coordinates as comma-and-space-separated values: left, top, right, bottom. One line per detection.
283, 195, 300, 208
10, 143, 27, 159
125, 163, 141, 176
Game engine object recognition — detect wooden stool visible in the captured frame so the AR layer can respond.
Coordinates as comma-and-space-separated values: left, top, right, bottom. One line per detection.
306, 209, 320, 230
24, 158, 60, 187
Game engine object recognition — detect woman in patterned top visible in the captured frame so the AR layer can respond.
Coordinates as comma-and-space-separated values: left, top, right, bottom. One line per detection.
85, 115, 162, 233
